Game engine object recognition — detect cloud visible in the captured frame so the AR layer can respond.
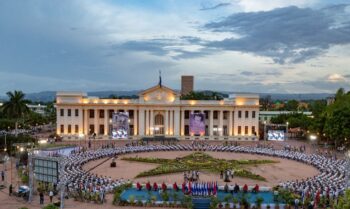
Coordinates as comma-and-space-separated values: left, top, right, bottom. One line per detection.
110, 37, 212, 59
240, 70, 282, 77
327, 73, 346, 82
200, 3, 231, 11
204, 4, 350, 64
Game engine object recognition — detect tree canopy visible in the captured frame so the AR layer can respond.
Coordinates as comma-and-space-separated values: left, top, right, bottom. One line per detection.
1, 90, 30, 118
181, 91, 226, 100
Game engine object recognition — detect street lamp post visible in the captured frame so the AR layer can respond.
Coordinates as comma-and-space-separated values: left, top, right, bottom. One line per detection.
309, 134, 317, 153
263, 121, 267, 142
286, 122, 289, 140
345, 150, 350, 189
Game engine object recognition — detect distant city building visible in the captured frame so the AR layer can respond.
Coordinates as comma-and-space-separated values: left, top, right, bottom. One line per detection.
55, 77, 260, 141
0, 103, 47, 115
27, 104, 47, 115
259, 111, 313, 123
181, 75, 194, 96
327, 97, 335, 105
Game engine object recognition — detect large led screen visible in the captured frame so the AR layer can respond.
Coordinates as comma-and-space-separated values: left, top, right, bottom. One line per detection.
267, 130, 285, 141
189, 112, 205, 136
112, 112, 129, 139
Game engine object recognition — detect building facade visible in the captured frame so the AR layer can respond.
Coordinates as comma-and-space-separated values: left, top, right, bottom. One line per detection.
56, 84, 260, 141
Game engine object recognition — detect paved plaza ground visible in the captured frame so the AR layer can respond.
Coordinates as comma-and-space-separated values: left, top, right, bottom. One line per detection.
84, 151, 319, 187
0, 139, 339, 209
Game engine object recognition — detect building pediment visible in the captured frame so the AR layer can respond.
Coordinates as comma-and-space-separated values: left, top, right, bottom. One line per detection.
139, 84, 180, 103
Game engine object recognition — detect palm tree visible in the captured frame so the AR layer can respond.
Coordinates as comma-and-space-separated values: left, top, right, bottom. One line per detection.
2, 90, 30, 118
1, 90, 30, 136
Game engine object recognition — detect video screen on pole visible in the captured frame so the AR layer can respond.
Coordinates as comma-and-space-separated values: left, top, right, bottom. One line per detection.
267, 130, 285, 141
112, 112, 129, 139
189, 112, 205, 136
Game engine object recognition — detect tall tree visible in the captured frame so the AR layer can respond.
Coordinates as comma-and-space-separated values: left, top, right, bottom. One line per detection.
324, 88, 350, 147
1, 90, 30, 118
285, 100, 299, 111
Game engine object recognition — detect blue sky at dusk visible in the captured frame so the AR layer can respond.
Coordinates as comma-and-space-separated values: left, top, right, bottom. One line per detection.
0, 0, 350, 94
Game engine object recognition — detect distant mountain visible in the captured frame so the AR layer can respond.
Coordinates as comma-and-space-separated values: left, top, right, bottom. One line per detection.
0, 90, 333, 102
258, 93, 333, 101
20, 90, 141, 102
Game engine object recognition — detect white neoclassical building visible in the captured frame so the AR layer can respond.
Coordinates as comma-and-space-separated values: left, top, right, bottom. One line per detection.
56, 83, 260, 141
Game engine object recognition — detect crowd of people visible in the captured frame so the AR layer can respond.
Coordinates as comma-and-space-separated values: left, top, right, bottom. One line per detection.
184, 170, 200, 182
55, 142, 346, 205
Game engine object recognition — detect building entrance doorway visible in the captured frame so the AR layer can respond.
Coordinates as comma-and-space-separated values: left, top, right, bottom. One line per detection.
154, 113, 164, 135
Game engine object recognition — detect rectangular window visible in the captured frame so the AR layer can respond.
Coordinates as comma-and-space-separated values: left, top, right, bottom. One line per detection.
89, 125, 94, 134
213, 111, 218, 119
205, 125, 209, 136
184, 125, 190, 136
238, 126, 241, 135
204, 111, 209, 119
130, 125, 134, 136
252, 111, 256, 118
245, 126, 248, 135
109, 110, 114, 119
60, 109, 64, 117
223, 125, 228, 136
223, 111, 228, 120
129, 110, 134, 119
67, 109, 71, 117
184, 111, 190, 119
75, 109, 79, 117
68, 125, 71, 134
245, 111, 249, 118
252, 126, 256, 135
238, 111, 242, 118
89, 109, 94, 118
60, 125, 64, 134
99, 109, 104, 118
99, 125, 104, 135
75, 125, 79, 134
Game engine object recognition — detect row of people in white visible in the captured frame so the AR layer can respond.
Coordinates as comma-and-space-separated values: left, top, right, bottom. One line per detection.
58, 143, 346, 204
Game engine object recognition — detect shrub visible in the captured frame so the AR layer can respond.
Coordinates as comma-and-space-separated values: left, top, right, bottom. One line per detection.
42, 204, 59, 209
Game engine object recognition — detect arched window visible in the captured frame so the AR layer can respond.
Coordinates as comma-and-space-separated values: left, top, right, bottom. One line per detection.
154, 114, 164, 126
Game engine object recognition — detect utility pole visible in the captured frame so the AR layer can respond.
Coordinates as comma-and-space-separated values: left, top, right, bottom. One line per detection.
28, 151, 34, 202
59, 157, 65, 209
263, 121, 267, 142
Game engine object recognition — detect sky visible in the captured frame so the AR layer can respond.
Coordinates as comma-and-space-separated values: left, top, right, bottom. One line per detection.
0, 0, 350, 94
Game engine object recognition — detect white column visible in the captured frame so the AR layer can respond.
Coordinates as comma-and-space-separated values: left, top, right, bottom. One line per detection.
104, 109, 108, 136
165, 110, 169, 135
94, 108, 98, 135
84, 109, 88, 135
150, 109, 154, 135
139, 108, 145, 136
181, 110, 185, 136
209, 110, 213, 136
145, 109, 149, 135
79, 108, 83, 135
174, 109, 180, 136
134, 109, 138, 136
169, 110, 173, 135
228, 110, 233, 136
219, 110, 223, 136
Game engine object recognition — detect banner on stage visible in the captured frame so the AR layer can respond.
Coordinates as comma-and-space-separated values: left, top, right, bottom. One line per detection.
189, 112, 205, 136
112, 112, 129, 139
267, 130, 285, 141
